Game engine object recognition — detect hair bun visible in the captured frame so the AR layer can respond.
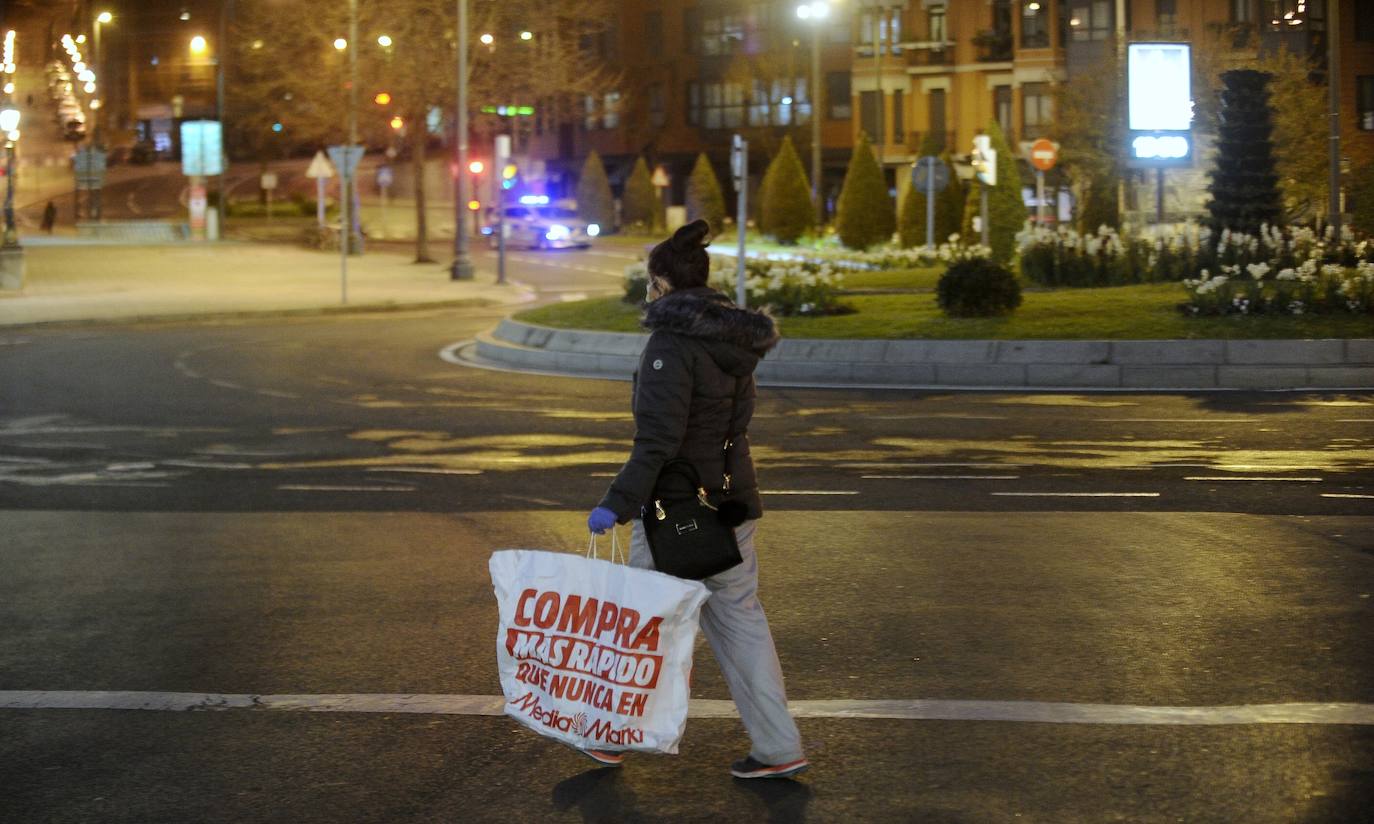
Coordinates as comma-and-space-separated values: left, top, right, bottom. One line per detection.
670, 219, 711, 252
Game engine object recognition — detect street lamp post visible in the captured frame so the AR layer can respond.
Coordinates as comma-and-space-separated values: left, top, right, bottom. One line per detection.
796, 2, 828, 221
450, 0, 475, 280
1, 106, 20, 248
92, 12, 111, 148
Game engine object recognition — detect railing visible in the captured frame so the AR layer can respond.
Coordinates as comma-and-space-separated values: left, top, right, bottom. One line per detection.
973, 30, 1013, 62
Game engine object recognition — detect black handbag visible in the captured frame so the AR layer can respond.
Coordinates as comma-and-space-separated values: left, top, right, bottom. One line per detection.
642, 379, 748, 580
642, 458, 743, 580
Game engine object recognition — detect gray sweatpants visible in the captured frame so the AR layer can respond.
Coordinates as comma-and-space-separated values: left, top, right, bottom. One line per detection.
629, 518, 805, 765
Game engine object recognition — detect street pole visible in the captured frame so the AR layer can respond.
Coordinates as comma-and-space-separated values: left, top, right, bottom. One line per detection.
216, 0, 231, 239
925, 164, 935, 252
91, 19, 101, 148
980, 183, 989, 247
809, 20, 821, 222
734, 135, 748, 308
1327, 0, 1342, 234
1155, 167, 1164, 226
450, 0, 475, 280
341, 0, 358, 305
1035, 169, 1045, 228
2, 140, 16, 248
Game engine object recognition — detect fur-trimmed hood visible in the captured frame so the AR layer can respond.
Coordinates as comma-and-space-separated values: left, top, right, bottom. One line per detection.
642, 287, 779, 377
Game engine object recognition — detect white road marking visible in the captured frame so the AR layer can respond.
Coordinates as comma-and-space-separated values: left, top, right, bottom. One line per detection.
559, 293, 588, 302
588, 472, 618, 477
863, 475, 1020, 480
256, 389, 302, 399
276, 485, 416, 493
1335, 420, 1374, 423
365, 467, 483, 476
992, 492, 1161, 498
1093, 419, 1251, 423
1185, 477, 1323, 483
762, 490, 859, 495
162, 460, 254, 470
2, 691, 1371, 726
1321, 493, 1374, 500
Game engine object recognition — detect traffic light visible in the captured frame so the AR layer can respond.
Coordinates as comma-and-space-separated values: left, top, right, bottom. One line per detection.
374, 92, 391, 105
501, 163, 517, 190
468, 160, 485, 175
971, 134, 997, 187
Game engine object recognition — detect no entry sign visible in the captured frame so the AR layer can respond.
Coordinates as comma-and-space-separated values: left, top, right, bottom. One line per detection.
1029, 138, 1057, 172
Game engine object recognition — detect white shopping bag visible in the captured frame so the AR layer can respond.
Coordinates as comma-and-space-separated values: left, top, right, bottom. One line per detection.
490, 536, 710, 754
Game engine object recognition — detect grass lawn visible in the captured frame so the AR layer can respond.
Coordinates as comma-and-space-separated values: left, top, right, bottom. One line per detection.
839, 267, 942, 291
516, 283, 1374, 340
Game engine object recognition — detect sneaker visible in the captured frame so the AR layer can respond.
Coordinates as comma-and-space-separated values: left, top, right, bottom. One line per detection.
730, 756, 809, 779
580, 748, 625, 767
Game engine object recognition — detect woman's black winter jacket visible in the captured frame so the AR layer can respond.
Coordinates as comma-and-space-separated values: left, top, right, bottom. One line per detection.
598, 286, 780, 524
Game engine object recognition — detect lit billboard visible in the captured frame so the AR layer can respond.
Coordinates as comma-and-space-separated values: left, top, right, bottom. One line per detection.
1126, 42, 1193, 168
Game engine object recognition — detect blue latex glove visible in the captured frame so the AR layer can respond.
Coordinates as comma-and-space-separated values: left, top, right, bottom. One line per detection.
587, 506, 618, 534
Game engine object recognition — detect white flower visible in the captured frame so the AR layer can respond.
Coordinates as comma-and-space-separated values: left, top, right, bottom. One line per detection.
1247, 262, 1270, 280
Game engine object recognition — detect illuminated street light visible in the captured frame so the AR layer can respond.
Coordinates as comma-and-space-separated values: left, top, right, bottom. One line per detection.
180, 11, 191, 21
73, 61, 86, 73
520, 31, 532, 40
97, 11, 113, 23
79, 70, 95, 82
2, 83, 11, 95
76, 34, 87, 44
796, 1, 829, 220
1, 107, 19, 247
374, 91, 391, 105
189, 35, 207, 54
333, 37, 348, 51
479, 33, 494, 45
83, 81, 96, 94
390, 116, 404, 130
377, 34, 392, 47
468, 160, 484, 174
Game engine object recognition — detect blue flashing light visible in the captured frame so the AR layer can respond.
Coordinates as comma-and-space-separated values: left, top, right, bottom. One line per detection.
518, 194, 549, 205
271, 122, 283, 132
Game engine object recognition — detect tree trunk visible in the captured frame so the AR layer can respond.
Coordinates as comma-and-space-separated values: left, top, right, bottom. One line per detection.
412, 124, 433, 263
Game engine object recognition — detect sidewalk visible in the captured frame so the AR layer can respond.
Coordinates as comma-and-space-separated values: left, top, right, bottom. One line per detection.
0, 241, 534, 328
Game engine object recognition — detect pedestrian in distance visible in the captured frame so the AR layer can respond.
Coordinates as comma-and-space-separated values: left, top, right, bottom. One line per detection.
586, 218, 809, 780
41, 201, 57, 234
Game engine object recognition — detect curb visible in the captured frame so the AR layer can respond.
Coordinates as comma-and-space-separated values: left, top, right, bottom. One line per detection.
0, 296, 528, 331
457, 319, 1374, 392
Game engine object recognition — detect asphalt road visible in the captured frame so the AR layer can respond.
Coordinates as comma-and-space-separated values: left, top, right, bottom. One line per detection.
2, 306, 1373, 823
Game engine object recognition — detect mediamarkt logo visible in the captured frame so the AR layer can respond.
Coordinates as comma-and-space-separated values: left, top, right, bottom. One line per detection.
512, 692, 644, 746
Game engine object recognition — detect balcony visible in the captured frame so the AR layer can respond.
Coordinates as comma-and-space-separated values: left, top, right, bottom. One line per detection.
973, 30, 1013, 62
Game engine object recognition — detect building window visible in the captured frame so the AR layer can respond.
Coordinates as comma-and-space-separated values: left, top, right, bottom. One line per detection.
860, 8, 903, 53
700, 6, 771, 56
1359, 76, 1374, 131
749, 78, 811, 126
1360, 2, 1374, 41
929, 5, 947, 44
1021, 1, 1049, 48
583, 95, 596, 131
993, 85, 1013, 142
1069, 1, 1112, 41
1159, 0, 1181, 32
1232, 0, 1253, 23
690, 82, 745, 129
602, 91, 621, 129
928, 88, 947, 149
1264, 0, 1323, 31
860, 91, 881, 142
646, 11, 663, 56
648, 85, 666, 128
1022, 82, 1053, 136
892, 90, 903, 145
827, 71, 851, 120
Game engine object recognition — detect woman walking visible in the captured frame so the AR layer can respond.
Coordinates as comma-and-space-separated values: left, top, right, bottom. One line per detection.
586, 219, 808, 779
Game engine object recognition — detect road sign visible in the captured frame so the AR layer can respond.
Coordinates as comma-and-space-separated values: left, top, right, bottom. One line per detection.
1029, 138, 1058, 171
326, 145, 364, 178
73, 146, 107, 189
971, 134, 997, 187
651, 166, 670, 188
180, 120, 223, 176
305, 150, 335, 179
260, 172, 278, 190
188, 183, 208, 234
910, 156, 949, 193
376, 165, 394, 190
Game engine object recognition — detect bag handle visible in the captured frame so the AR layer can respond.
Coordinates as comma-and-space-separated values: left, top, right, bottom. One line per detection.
582, 530, 626, 563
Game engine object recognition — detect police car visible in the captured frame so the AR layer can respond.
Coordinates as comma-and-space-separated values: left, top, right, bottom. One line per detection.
483, 196, 600, 250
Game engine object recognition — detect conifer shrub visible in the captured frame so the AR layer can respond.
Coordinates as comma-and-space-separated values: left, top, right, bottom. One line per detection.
576, 151, 615, 231
835, 132, 895, 250
622, 156, 659, 232
760, 136, 813, 244
685, 153, 727, 234
937, 256, 1023, 317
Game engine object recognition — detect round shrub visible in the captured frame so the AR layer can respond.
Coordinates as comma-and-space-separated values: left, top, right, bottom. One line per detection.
936, 257, 1023, 317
